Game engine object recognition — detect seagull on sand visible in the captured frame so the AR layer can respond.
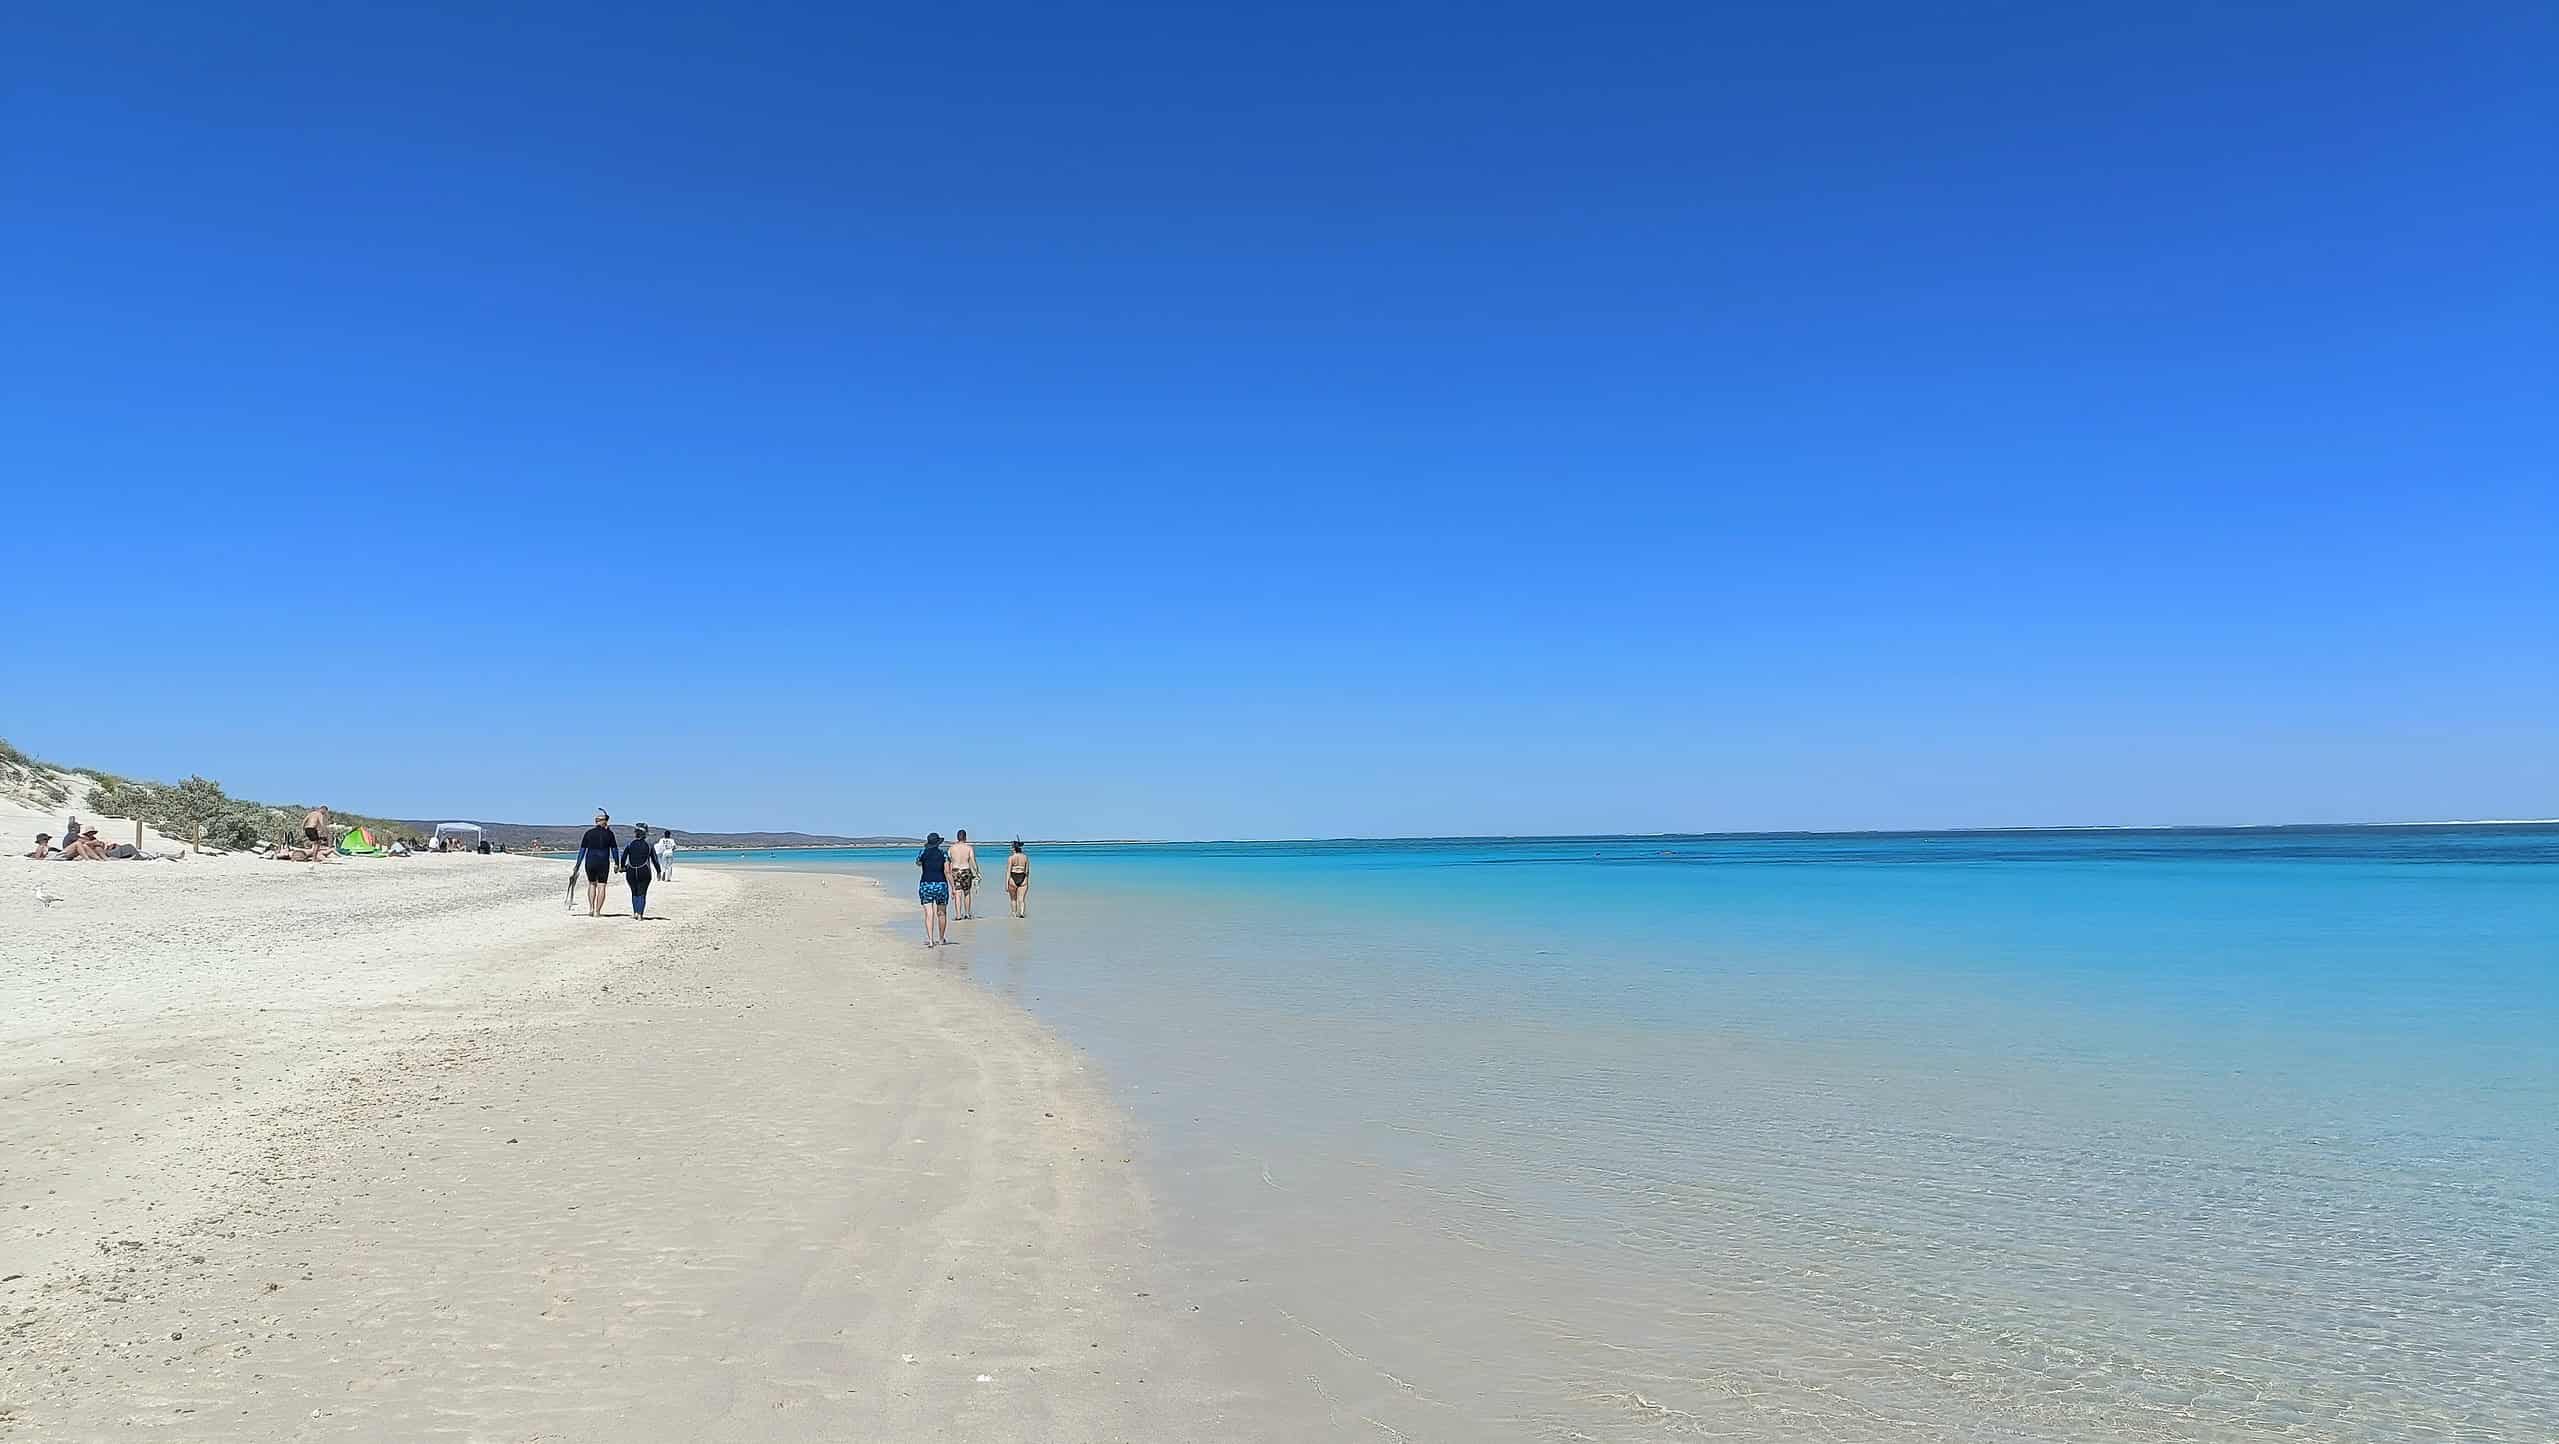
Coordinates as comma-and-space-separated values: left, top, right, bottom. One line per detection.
33, 880, 64, 908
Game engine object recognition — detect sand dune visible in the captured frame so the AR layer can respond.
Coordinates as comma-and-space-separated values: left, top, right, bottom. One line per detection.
2, 856, 1247, 1440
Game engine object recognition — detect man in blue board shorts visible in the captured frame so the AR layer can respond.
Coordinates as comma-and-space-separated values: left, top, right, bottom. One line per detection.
916, 832, 951, 948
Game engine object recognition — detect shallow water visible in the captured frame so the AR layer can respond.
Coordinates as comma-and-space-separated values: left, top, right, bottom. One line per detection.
705, 829, 2559, 1440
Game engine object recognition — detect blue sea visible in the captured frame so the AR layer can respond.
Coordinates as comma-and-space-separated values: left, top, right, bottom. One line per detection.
701, 828, 2559, 1441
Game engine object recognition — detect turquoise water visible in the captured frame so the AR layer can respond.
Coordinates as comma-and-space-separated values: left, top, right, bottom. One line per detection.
703, 829, 2559, 1440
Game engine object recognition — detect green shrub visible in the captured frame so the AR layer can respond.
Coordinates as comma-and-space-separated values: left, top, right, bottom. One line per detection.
168, 775, 227, 841
208, 801, 284, 850
85, 775, 167, 826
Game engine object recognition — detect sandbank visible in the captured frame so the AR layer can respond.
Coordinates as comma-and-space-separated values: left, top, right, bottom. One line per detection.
1, 853, 1246, 1439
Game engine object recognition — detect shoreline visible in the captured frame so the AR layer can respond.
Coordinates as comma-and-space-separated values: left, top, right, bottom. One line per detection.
2, 857, 1249, 1440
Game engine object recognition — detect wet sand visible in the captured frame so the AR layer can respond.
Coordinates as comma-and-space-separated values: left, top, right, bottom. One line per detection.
1, 856, 1248, 1440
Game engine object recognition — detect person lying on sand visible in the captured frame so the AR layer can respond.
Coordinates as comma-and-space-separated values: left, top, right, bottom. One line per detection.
107, 843, 189, 861
26, 833, 53, 859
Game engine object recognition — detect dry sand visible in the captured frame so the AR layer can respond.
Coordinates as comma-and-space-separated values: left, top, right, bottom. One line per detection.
1, 850, 1251, 1440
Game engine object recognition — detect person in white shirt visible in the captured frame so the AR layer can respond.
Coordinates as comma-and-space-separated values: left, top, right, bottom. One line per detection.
655, 830, 675, 880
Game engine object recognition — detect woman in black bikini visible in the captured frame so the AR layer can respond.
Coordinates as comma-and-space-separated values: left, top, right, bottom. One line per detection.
1005, 840, 1030, 917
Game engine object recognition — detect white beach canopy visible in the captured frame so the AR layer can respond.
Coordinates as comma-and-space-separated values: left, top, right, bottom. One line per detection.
431, 822, 485, 839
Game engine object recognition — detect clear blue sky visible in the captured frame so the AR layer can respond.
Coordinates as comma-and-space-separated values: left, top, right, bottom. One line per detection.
4, 1, 2551, 837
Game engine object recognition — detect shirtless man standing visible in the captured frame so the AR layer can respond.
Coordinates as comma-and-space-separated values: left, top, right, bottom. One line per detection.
303, 804, 330, 858
946, 830, 979, 920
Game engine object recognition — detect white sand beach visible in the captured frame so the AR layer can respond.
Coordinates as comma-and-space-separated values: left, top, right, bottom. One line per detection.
1, 846, 1247, 1440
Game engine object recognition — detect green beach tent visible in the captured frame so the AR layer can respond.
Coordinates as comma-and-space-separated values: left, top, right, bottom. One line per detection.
338, 826, 385, 856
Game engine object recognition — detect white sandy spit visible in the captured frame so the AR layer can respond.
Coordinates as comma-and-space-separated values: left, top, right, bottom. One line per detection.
1, 848, 1250, 1440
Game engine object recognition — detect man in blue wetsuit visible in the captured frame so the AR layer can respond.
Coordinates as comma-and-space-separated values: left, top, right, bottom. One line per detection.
576, 810, 616, 917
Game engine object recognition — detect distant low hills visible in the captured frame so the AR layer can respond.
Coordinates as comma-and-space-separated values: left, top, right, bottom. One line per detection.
394, 820, 914, 851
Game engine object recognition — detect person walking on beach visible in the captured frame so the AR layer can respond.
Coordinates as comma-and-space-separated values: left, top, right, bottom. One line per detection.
622, 825, 658, 919
947, 830, 979, 920
916, 832, 952, 947
577, 810, 617, 917
655, 829, 674, 880
1005, 840, 1030, 917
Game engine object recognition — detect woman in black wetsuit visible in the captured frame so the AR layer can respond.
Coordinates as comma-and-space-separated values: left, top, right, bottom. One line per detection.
577, 810, 616, 917
621, 825, 658, 919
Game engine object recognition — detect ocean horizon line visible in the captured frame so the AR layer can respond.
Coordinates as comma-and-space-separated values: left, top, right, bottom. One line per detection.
672, 817, 2559, 851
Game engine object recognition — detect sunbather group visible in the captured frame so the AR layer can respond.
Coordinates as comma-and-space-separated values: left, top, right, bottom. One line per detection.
28, 827, 149, 860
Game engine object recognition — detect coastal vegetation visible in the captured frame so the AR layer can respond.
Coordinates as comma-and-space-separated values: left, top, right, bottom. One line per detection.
0, 738, 419, 850
3, 739, 897, 852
